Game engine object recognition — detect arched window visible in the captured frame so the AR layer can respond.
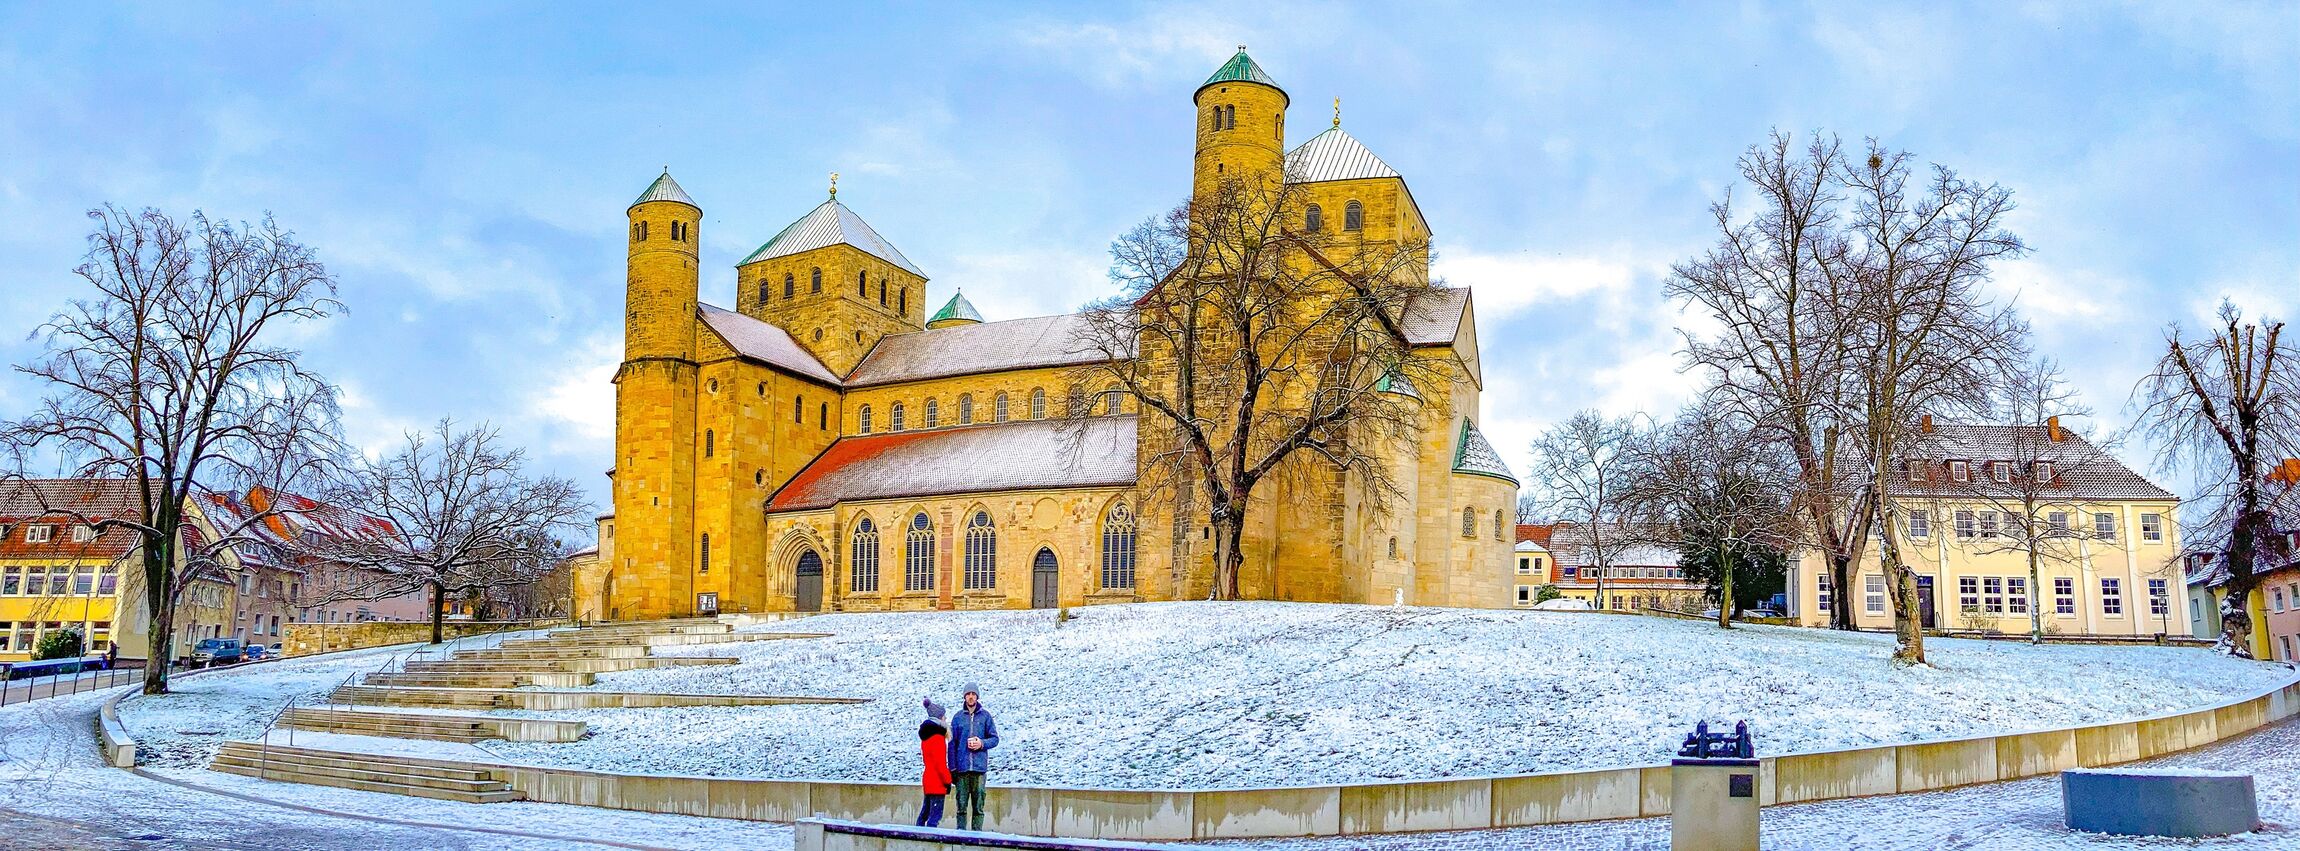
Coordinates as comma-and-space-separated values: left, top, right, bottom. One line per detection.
757, 278, 769, 307
671, 221, 685, 242
699, 533, 711, 574
859, 405, 873, 434
704, 429, 714, 458
850, 518, 880, 593
794, 395, 804, 423
1388, 537, 1398, 559
899, 288, 907, 315
1305, 204, 1323, 232
1208, 104, 1220, 131
810, 267, 822, 293
890, 402, 906, 431
1101, 502, 1137, 589
958, 394, 974, 425
1101, 388, 1124, 416
784, 273, 795, 299
1495, 510, 1507, 541
1461, 507, 1476, 538
1223, 105, 1236, 130
879, 282, 888, 306
905, 513, 935, 591
964, 511, 996, 590
632, 222, 642, 242
820, 402, 829, 429
924, 398, 939, 428
1344, 200, 1364, 231
1030, 388, 1047, 419
994, 392, 1010, 423
858, 270, 868, 296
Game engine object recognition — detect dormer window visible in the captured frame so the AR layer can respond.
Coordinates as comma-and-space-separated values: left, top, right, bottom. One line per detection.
1905, 460, 1927, 483
25, 525, 53, 543
1990, 462, 2012, 484
71, 524, 95, 542
2032, 461, 2053, 483
1948, 460, 1970, 482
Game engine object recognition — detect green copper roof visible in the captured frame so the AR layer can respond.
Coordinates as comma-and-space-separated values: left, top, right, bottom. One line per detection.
929, 291, 983, 325
1452, 418, 1519, 485
630, 171, 697, 210
1202, 47, 1280, 92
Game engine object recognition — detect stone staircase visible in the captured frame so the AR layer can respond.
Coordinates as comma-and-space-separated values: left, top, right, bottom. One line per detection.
209, 741, 523, 803
361, 670, 595, 689
400, 656, 737, 675
276, 707, 587, 743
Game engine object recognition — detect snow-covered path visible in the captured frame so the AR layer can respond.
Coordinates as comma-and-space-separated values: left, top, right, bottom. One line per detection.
480, 603, 2287, 788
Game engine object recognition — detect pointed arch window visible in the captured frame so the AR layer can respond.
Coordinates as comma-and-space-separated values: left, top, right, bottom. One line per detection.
810, 267, 822, 293
1344, 200, 1364, 231
1101, 502, 1137, 590
964, 511, 997, 590
850, 518, 880, 593
890, 402, 906, 431
1305, 204, 1323, 232
905, 513, 935, 591
958, 394, 974, 425
784, 273, 795, 299
1030, 388, 1047, 420
859, 405, 873, 434
993, 392, 1010, 423
924, 398, 940, 428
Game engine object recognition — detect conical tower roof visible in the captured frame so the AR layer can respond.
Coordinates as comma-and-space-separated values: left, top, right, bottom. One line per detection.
741, 196, 925, 277
1198, 46, 1282, 97
630, 170, 697, 210
928, 291, 984, 327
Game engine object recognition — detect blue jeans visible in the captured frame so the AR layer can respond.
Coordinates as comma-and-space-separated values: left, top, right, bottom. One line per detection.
916, 793, 945, 827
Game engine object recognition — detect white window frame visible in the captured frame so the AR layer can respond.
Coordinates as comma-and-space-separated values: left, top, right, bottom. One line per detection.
2101, 577, 2123, 616
2032, 461, 2053, 482
2141, 513, 2162, 543
2007, 576, 2029, 615
2094, 513, 2117, 541
1906, 509, 1930, 539
1983, 576, 2005, 614
70, 524, 95, 542
2054, 577, 2076, 615
1991, 462, 2012, 484
25, 525, 53, 543
1864, 574, 1886, 615
1948, 460, 1970, 482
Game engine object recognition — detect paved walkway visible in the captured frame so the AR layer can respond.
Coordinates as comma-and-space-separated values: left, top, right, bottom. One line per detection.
0, 667, 142, 707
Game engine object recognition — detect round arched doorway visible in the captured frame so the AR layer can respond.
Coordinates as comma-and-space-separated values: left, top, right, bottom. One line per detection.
795, 550, 824, 613
1030, 548, 1058, 609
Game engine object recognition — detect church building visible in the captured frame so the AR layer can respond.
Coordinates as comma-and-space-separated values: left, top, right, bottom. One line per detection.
594, 49, 1518, 620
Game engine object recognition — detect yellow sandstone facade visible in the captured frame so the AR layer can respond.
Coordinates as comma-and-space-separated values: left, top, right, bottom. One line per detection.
602, 50, 1518, 620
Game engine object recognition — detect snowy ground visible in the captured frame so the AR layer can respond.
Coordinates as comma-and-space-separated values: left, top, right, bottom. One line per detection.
454, 602, 2293, 788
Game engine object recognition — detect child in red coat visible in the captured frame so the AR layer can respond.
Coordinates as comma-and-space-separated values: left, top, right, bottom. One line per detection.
917, 698, 952, 827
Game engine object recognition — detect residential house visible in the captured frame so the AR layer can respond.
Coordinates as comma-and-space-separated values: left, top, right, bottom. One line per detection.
0, 478, 240, 663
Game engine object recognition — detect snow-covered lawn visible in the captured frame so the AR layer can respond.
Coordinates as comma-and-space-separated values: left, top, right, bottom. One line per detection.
457, 602, 2293, 788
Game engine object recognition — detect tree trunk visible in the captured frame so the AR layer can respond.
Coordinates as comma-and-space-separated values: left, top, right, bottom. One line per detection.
1210, 503, 1244, 601
140, 546, 174, 695
2218, 595, 2256, 659
1716, 542, 1734, 629
2027, 543, 2044, 645
428, 581, 447, 645
1827, 551, 1856, 631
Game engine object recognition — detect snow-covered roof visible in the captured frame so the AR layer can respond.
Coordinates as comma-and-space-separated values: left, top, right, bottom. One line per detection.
1287, 127, 1401, 184
1400, 288, 1469, 347
845, 313, 1121, 388
1452, 419, 1517, 485
1514, 540, 1547, 553
698, 304, 843, 386
1893, 423, 2176, 502
740, 197, 925, 277
769, 416, 1138, 512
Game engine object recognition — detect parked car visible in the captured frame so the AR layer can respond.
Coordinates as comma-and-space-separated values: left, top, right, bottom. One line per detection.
243, 644, 268, 662
189, 638, 244, 668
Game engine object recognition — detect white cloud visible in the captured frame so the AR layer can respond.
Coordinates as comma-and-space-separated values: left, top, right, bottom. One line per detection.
929, 246, 1113, 321
528, 333, 620, 456
1433, 247, 1656, 320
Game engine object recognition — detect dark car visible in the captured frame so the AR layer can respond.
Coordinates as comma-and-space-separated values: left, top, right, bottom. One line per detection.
190, 638, 244, 668
243, 644, 268, 662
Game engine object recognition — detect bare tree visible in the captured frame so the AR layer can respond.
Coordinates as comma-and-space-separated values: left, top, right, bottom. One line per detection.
1671, 132, 2029, 664
2134, 302, 2299, 657
1526, 411, 1640, 611
1070, 169, 1448, 600
294, 420, 588, 644
3, 206, 341, 694
1622, 404, 1800, 628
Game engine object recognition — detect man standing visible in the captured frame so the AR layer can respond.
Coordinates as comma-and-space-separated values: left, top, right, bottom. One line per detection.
945, 681, 1000, 831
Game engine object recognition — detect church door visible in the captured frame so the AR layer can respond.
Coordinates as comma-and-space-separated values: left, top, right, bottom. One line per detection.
1030, 549, 1059, 609
795, 550, 824, 613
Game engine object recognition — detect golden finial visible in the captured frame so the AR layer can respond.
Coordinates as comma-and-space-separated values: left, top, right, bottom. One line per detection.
1333, 97, 1341, 128
829, 171, 839, 199
1237, 43, 1247, 52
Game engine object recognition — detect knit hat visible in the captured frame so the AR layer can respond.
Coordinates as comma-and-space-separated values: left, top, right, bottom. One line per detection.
923, 698, 947, 723
961, 682, 981, 698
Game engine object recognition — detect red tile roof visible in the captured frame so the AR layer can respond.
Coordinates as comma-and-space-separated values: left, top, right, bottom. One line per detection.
1515, 523, 1556, 546
0, 478, 147, 560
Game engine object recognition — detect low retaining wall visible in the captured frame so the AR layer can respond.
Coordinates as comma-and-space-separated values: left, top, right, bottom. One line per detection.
796, 818, 1182, 850
433, 673, 2299, 841
284, 620, 568, 657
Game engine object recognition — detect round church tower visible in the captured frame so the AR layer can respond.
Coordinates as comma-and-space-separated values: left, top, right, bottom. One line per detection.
1192, 46, 1288, 199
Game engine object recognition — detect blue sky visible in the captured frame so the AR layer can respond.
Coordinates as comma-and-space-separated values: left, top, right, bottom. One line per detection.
1, 2, 2293, 516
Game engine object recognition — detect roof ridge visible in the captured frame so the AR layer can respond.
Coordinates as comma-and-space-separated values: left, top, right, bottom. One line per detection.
739, 197, 925, 277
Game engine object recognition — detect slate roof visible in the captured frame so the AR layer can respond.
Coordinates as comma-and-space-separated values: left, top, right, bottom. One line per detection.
1287, 127, 1401, 184
1201, 48, 1280, 92
768, 417, 1138, 512
0, 478, 145, 560
1891, 423, 2177, 502
631, 172, 697, 209
845, 313, 1121, 388
698, 304, 844, 386
930, 291, 984, 325
1400, 288, 1469, 347
740, 198, 925, 277
1452, 419, 1518, 485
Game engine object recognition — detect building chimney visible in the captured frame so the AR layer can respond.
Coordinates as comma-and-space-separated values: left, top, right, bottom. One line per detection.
1920, 414, 1933, 434
2046, 415, 2064, 442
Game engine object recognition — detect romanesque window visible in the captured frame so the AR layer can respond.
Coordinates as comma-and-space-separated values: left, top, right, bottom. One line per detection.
924, 399, 939, 428
1223, 105, 1237, 130
859, 405, 873, 434
704, 429, 714, 458
632, 222, 644, 242
994, 392, 1009, 423
784, 274, 795, 299
858, 270, 868, 296
879, 282, 888, 306
850, 518, 880, 593
958, 394, 974, 425
820, 403, 829, 429
1305, 204, 1323, 231
795, 395, 804, 423
1208, 104, 1220, 131
1388, 537, 1398, 559
905, 513, 935, 591
899, 288, 907, 315
1344, 200, 1364, 231
1495, 510, 1506, 541
671, 221, 685, 242
1030, 388, 1046, 419
699, 533, 711, 574
1101, 502, 1137, 590
1461, 507, 1475, 538
757, 279, 769, 307
890, 403, 905, 431
810, 267, 823, 293
964, 511, 996, 590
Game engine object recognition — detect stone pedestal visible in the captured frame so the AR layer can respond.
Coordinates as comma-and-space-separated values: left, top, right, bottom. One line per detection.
1670, 758, 1759, 851
2062, 768, 2258, 837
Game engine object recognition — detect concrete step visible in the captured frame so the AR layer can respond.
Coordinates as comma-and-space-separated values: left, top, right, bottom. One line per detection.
453, 645, 649, 660
362, 670, 595, 689
210, 741, 523, 804
330, 686, 504, 708
213, 752, 498, 791
400, 656, 736, 674
327, 685, 869, 710
280, 707, 588, 743
549, 622, 731, 637
497, 631, 828, 650
210, 761, 523, 804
